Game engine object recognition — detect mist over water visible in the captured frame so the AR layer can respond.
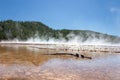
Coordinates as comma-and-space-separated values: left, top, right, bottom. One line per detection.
0, 33, 120, 46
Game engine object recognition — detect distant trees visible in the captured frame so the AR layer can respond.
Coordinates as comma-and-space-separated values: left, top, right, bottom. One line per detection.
0, 20, 120, 43
0, 20, 53, 41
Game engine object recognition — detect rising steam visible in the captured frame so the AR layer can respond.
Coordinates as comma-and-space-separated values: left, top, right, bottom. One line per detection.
1, 32, 120, 46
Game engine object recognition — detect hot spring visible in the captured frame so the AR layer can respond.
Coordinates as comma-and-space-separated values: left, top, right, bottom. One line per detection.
0, 43, 120, 80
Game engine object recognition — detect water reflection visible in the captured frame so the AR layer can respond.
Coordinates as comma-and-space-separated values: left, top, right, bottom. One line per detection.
0, 45, 120, 80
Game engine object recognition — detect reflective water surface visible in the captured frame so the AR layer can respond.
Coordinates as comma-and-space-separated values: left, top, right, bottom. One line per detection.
0, 45, 120, 80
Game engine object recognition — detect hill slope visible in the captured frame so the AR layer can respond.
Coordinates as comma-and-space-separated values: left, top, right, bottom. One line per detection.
0, 20, 120, 44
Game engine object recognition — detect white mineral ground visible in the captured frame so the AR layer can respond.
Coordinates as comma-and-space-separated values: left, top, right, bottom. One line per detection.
0, 43, 120, 80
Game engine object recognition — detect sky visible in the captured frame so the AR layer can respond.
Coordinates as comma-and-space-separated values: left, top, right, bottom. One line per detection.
0, 0, 120, 36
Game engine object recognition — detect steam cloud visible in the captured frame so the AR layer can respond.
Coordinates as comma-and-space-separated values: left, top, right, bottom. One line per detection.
1, 32, 120, 46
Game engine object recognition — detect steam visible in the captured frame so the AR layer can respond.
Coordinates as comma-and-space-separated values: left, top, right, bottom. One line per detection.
1, 32, 120, 46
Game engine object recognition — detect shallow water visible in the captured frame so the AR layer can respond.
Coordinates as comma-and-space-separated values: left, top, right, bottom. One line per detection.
0, 45, 120, 80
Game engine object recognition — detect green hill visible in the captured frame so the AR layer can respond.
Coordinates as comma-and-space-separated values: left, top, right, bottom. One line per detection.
0, 20, 120, 43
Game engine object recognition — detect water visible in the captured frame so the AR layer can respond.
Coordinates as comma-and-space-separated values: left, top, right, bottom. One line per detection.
0, 45, 120, 80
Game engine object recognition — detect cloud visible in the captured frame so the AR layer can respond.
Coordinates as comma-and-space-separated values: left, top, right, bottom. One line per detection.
110, 7, 120, 32
110, 7, 120, 13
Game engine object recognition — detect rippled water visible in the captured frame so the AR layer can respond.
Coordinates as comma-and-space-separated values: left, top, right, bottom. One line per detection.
0, 45, 120, 80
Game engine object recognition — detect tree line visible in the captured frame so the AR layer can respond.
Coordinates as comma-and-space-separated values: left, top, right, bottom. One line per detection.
0, 20, 120, 43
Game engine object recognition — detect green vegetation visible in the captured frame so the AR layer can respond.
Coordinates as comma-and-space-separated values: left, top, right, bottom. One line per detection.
0, 20, 120, 43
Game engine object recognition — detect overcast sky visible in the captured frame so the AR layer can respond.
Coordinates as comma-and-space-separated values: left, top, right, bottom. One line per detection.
0, 0, 120, 36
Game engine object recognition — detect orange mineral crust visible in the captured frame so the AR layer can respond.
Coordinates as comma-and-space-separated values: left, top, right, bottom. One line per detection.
0, 44, 120, 80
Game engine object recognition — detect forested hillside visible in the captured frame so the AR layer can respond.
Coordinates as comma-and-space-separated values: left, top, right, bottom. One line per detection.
0, 20, 120, 43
